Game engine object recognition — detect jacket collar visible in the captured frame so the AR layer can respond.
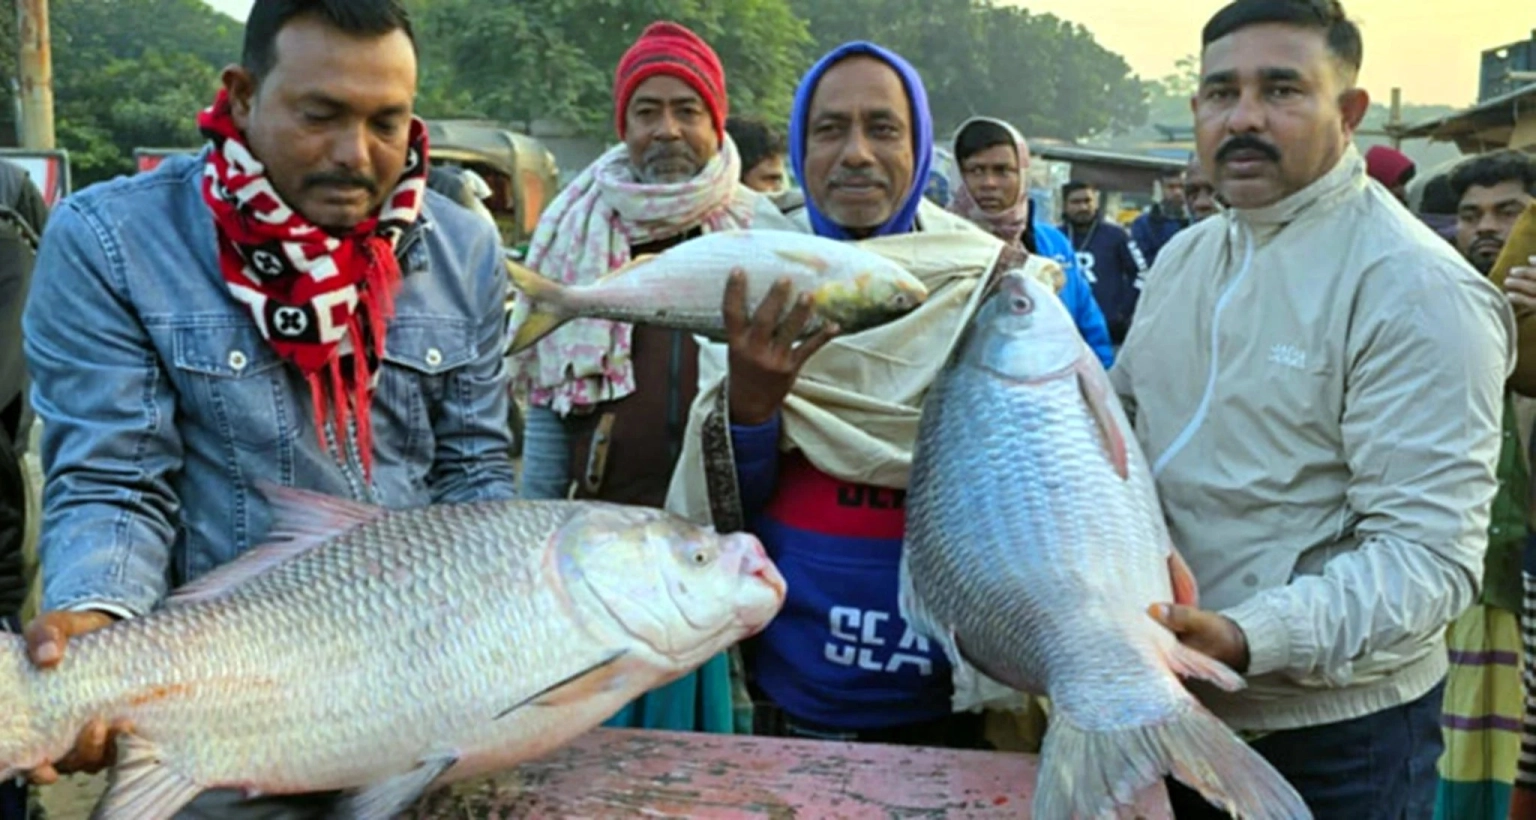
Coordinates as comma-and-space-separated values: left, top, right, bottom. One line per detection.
1228, 144, 1367, 235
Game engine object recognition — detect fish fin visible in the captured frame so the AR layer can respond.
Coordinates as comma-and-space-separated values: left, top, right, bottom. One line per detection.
773, 249, 831, 273
165, 484, 386, 606
1075, 358, 1129, 480
505, 259, 583, 355
898, 550, 1031, 713
1034, 702, 1310, 820
348, 751, 459, 820
89, 734, 202, 820
1168, 544, 1199, 608
594, 253, 658, 282
495, 649, 632, 719
1163, 640, 1246, 692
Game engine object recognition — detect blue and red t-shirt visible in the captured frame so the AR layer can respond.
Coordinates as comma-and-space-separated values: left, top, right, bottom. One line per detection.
731, 414, 953, 730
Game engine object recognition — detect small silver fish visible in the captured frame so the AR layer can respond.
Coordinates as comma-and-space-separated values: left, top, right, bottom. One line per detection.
506, 229, 929, 354
899, 271, 1311, 819
1, 488, 786, 820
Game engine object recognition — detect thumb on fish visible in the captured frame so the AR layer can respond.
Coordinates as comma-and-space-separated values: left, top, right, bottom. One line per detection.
1147, 602, 1189, 632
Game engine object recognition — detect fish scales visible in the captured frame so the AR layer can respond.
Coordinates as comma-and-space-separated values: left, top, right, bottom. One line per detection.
899, 272, 1311, 819
1, 492, 785, 819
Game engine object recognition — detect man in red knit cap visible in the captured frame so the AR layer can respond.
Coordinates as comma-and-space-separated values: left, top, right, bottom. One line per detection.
511, 21, 794, 736
1364, 144, 1416, 205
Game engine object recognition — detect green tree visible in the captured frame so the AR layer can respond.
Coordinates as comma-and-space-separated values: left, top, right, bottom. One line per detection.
45, 0, 242, 183
416, 0, 811, 135
787, 0, 1146, 141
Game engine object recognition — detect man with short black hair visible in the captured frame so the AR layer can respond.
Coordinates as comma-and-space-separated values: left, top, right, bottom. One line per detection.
725, 115, 789, 197
1113, 1, 1515, 815
1451, 149, 1536, 275
1059, 180, 1147, 346
1129, 169, 1188, 265
18, 2, 517, 815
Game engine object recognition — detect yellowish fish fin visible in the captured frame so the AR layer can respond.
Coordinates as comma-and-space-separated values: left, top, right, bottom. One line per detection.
164, 484, 387, 607
1167, 543, 1199, 608
89, 734, 202, 820
773, 249, 831, 273
347, 751, 459, 820
594, 253, 658, 283
1074, 359, 1129, 480
495, 649, 631, 719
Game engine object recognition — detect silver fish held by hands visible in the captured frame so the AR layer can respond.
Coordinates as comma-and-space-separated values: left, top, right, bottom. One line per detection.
505, 229, 930, 354
898, 272, 1310, 819
0, 488, 786, 820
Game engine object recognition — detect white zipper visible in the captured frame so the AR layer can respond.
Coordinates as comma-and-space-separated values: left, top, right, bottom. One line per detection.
1150, 221, 1256, 478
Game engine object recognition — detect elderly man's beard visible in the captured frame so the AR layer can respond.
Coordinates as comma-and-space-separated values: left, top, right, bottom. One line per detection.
636, 141, 705, 184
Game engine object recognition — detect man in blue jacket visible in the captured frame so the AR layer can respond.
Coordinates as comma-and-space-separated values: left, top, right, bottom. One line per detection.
16, 3, 517, 815
1060, 181, 1148, 347
1129, 169, 1190, 266
944, 117, 1114, 367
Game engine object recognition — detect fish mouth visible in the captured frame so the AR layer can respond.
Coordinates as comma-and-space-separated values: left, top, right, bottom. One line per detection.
978, 359, 1078, 385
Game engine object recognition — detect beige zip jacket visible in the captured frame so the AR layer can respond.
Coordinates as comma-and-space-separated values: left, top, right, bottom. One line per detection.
1110, 147, 1517, 731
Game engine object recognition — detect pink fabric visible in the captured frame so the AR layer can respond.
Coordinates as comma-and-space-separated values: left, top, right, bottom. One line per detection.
947, 117, 1032, 247
512, 136, 756, 414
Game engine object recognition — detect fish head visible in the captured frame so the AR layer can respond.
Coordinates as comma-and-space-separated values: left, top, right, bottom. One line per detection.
562, 508, 786, 668
810, 266, 930, 333
962, 270, 1082, 382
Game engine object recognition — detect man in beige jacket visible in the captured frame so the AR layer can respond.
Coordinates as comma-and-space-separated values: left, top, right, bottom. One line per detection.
1111, 1, 1516, 817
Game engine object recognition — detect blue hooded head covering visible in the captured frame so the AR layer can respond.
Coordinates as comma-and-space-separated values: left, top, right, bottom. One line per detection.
788, 41, 934, 240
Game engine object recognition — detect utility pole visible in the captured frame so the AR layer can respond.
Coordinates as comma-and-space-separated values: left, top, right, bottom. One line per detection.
16, 0, 55, 150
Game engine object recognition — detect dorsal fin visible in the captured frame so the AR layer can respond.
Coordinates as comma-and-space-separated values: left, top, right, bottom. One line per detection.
164, 484, 386, 606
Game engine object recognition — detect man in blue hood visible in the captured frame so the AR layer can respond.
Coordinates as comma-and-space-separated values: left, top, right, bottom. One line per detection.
668, 41, 1058, 748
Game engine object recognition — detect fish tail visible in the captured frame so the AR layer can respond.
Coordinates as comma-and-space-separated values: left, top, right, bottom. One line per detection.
506, 259, 575, 355
0, 631, 38, 780
1034, 701, 1312, 820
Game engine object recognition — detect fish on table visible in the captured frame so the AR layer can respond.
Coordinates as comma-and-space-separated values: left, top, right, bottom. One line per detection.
898, 271, 1311, 819
504, 229, 931, 355
0, 487, 786, 820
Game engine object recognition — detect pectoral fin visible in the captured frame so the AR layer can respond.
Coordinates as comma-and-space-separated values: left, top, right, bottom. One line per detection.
89, 734, 202, 820
348, 751, 459, 820
1168, 543, 1199, 608
495, 649, 632, 719
1075, 358, 1129, 480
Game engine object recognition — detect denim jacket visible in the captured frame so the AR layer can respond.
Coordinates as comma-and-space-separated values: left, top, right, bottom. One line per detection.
23, 152, 517, 617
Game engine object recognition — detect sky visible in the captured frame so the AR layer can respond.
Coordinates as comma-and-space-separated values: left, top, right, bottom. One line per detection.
202, 0, 1527, 107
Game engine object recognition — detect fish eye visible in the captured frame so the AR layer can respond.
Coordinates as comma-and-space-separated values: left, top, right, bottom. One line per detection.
1010, 294, 1033, 313
691, 550, 710, 566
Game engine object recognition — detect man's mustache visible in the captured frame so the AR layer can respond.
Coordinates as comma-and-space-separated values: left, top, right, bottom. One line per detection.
1215, 136, 1281, 164
304, 171, 377, 195
829, 168, 890, 189
643, 141, 701, 167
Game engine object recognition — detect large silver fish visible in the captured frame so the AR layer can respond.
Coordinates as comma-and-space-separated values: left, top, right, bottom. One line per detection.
0, 488, 786, 820
506, 229, 929, 354
898, 272, 1310, 819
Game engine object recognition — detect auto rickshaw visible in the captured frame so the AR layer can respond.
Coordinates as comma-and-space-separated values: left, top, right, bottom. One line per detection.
423, 119, 561, 255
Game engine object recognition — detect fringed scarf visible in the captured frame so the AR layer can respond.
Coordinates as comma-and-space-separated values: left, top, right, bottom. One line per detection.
196, 89, 430, 478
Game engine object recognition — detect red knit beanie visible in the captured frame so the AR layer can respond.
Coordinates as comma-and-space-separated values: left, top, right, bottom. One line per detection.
1365, 145, 1416, 187
613, 21, 728, 142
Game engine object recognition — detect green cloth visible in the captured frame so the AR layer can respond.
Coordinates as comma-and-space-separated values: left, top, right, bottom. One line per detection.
1482, 393, 1528, 613
602, 651, 736, 733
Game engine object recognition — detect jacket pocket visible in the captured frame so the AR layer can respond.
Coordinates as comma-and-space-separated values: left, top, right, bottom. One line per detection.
375, 316, 475, 462
170, 317, 292, 452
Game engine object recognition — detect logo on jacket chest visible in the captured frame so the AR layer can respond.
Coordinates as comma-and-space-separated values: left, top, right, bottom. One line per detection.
1268, 343, 1307, 370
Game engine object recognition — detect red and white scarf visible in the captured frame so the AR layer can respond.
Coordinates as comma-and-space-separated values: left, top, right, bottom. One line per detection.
196, 89, 430, 478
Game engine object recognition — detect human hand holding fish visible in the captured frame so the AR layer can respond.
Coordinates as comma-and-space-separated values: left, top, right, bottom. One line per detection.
1147, 603, 1252, 674
23, 609, 135, 784
722, 268, 839, 426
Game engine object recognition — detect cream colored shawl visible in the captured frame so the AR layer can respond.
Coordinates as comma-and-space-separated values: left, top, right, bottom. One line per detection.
665, 199, 1063, 524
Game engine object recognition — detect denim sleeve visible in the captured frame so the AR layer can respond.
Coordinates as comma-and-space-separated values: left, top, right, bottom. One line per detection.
1061, 265, 1116, 369
24, 201, 184, 617
426, 226, 518, 504
518, 406, 572, 500
730, 412, 782, 525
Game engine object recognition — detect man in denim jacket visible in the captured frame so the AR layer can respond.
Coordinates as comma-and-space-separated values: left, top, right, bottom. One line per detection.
15, 1, 515, 812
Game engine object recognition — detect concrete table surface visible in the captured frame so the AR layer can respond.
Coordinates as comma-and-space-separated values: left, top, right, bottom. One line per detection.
403, 728, 1175, 819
